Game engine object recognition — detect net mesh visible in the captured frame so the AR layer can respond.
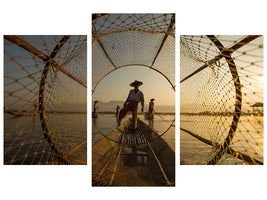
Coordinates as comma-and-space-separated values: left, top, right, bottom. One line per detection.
4, 35, 87, 165
92, 13, 175, 92
92, 13, 175, 186
180, 35, 263, 165
92, 119, 175, 186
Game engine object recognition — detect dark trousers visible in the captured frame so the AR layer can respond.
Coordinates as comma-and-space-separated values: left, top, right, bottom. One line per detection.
148, 108, 154, 119
118, 100, 138, 132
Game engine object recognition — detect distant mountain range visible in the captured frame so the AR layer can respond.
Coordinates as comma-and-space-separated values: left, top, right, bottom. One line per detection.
93, 101, 175, 113
6, 100, 174, 113
6, 102, 87, 113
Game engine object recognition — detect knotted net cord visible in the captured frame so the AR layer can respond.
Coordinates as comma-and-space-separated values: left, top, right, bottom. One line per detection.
4, 35, 87, 165
92, 14, 175, 186
92, 13, 175, 141
180, 35, 263, 165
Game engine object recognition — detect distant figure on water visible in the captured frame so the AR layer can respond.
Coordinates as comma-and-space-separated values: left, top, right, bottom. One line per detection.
148, 98, 155, 120
118, 80, 144, 133
116, 105, 120, 117
93, 101, 99, 118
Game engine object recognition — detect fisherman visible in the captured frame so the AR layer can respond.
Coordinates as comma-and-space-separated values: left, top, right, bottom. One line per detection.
118, 80, 144, 133
116, 105, 120, 117
93, 101, 99, 118
148, 98, 155, 119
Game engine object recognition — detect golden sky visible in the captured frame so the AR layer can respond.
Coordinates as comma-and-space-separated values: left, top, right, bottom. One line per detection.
93, 66, 175, 106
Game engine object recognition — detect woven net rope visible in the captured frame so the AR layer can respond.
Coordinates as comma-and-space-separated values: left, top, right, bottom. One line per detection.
4, 35, 87, 165
92, 13, 175, 92
92, 14, 175, 186
180, 35, 263, 165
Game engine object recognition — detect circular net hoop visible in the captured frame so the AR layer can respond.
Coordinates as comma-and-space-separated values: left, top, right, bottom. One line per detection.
180, 35, 263, 165
92, 13, 175, 138
4, 35, 87, 165
92, 13, 175, 92
92, 14, 175, 186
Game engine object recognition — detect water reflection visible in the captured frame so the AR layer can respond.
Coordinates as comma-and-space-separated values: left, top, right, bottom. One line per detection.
180, 115, 263, 164
4, 113, 87, 164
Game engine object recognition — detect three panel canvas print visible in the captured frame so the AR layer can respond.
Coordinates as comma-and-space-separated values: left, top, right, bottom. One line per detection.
2, 14, 264, 188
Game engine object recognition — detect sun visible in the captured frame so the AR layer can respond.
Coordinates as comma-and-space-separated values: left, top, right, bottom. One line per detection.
257, 75, 264, 83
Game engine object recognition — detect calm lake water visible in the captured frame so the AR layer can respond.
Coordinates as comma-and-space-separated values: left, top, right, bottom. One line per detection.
180, 115, 263, 165
4, 113, 87, 164
92, 113, 175, 151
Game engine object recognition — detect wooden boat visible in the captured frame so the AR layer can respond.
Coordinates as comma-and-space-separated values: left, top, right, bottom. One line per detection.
92, 119, 175, 186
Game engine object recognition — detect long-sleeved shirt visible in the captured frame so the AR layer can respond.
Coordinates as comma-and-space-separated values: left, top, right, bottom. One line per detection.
124, 89, 144, 108
94, 103, 97, 112
149, 101, 154, 110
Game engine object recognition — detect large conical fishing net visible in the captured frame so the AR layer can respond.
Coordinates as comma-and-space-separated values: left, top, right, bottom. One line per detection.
4, 35, 87, 165
180, 35, 263, 165
92, 14, 175, 186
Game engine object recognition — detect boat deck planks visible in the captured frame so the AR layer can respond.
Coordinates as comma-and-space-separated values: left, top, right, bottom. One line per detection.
92, 119, 175, 186
124, 133, 147, 145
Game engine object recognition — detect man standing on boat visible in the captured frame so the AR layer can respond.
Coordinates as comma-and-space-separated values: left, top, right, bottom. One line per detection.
93, 101, 99, 118
116, 105, 120, 117
148, 98, 155, 119
118, 80, 144, 133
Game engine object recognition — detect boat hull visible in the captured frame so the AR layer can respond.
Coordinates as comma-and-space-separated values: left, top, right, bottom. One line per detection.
92, 119, 175, 186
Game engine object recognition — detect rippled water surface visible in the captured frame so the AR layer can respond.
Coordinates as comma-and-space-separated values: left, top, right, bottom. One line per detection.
4, 113, 87, 164
180, 115, 263, 164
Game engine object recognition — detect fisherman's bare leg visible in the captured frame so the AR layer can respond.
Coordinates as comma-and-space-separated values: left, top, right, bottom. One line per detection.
131, 101, 138, 133
118, 102, 132, 126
